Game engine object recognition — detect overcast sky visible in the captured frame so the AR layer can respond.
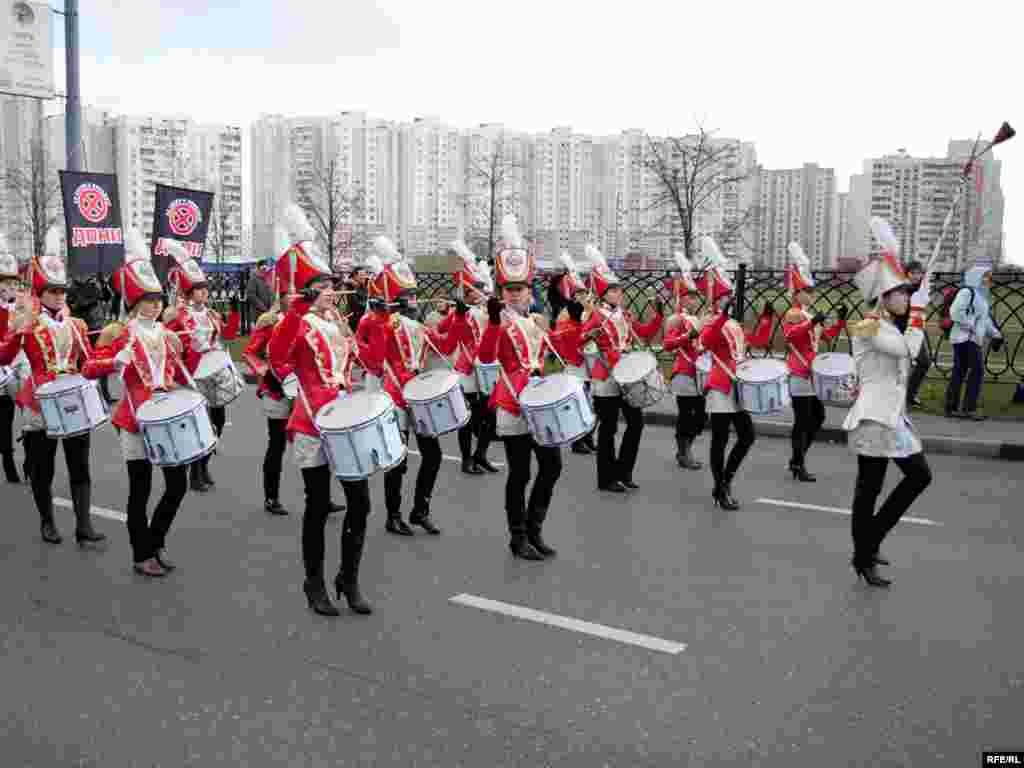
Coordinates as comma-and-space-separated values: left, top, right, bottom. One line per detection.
50, 0, 1018, 265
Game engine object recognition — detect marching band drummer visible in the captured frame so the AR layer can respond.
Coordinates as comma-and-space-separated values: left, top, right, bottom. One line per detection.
267, 231, 375, 617
696, 236, 773, 511
162, 244, 241, 493
550, 250, 598, 456
85, 232, 191, 577
0, 227, 106, 546
781, 243, 848, 482
435, 239, 500, 475
662, 252, 707, 471
478, 215, 562, 561
842, 219, 933, 588
0, 236, 25, 483
577, 245, 664, 493
356, 237, 467, 537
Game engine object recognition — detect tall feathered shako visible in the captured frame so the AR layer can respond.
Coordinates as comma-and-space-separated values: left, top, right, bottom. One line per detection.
493, 215, 534, 288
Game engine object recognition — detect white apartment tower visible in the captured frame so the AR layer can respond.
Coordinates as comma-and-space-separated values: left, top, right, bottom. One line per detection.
397, 116, 461, 263
530, 127, 598, 266
755, 163, 836, 268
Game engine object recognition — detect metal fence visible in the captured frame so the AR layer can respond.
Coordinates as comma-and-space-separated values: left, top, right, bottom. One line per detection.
86, 267, 1023, 384
414, 267, 1024, 384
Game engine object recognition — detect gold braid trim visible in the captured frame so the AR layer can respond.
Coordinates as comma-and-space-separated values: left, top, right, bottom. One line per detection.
849, 318, 881, 338
97, 321, 125, 348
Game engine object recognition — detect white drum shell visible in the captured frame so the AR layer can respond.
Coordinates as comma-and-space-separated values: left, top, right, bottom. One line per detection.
316, 392, 407, 480
194, 350, 245, 407
735, 360, 790, 415
474, 361, 500, 395
136, 390, 217, 466
519, 374, 596, 447
812, 352, 858, 408
35, 375, 110, 438
613, 351, 666, 409
403, 370, 470, 437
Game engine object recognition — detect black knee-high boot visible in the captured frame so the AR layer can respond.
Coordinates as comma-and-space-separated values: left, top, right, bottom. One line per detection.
384, 459, 412, 535
72, 482, 106, 545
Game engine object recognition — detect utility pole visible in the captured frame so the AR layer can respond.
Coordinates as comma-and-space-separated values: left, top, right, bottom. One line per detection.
64, 0, 82, 171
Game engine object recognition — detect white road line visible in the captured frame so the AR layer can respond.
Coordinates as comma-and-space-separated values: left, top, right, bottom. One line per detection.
450, 593, 686, 655
53, 497, 126, 523
407, 450, 505, 468
755, 498, 943, 527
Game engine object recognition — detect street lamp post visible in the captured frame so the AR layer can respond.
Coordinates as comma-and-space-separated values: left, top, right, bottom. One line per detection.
64, 0, 82, 172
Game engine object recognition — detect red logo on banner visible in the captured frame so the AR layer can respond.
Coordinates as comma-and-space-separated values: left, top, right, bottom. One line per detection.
73, 183, 111, 224
167, 199, 202, 237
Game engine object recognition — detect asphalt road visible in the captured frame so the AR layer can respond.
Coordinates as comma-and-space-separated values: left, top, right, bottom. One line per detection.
2, 393, 1022, 767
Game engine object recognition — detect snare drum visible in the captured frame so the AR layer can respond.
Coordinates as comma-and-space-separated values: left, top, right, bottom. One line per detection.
194, 350, 245, 407
315, 391, 406, 480
695, 352, 712, 394
612, 351, 667, 409
35, 375, 110, 438
518, 373, 596, 447
812, 352, 858, 407
403, 369, 470, 437
474, 361, 500, 395
136, 389, 218, 466
735, 359, 790, 415
283, 373, 299, 401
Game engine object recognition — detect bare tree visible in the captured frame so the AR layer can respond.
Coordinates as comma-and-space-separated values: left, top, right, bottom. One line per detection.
298, 157, 366, 272
5, 138, 62, 260
464, 135, 524, 262
643, 125, 760, 264
204, 193, 233, 264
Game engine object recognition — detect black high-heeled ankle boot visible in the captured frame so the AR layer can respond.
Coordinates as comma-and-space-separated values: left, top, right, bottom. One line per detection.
303, 578, 340, 616
789, 462, 816, 482
851, 558, 891, 588
335, 530, 372, 615
189, 462, 208, 492
409, 497, 440, 535
71, 483, 106, 546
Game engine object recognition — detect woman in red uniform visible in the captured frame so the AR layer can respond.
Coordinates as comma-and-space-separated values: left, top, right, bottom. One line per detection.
162, 245, 240, 492
549, 251, 597, 455
696, 236, 773, 510
577, 245, 663, 492
85, 232, 191, 576
436, 240, 499, 475
662, 252, 707, 470
0, 237, 25, 482
0, 228, 105, 545
267, 215, 373, 617
781, 243, 847, 482
356, 237, 465, 536
478, 215, 562, 561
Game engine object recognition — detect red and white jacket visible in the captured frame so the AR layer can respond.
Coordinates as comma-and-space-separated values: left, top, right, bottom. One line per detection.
577, 303, 663, 381
268, 301, 356, 441
436, 305, 488, 375
699, 309, 773, 396
478, 310, 554, 417
165, 304, 240, 374
355, 310, 465, 408
82, 320, 189, 433
243, 311, 290, 401
0, 307, 95, 414
550, 315, 585, 367
781, 304, 845, 379
663, 312, 704, 379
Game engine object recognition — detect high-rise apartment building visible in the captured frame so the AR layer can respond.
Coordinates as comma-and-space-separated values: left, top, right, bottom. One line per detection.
755, 163, 837, 268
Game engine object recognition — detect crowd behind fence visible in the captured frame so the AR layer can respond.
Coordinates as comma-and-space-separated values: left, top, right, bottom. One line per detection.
81, 267, 1024, 385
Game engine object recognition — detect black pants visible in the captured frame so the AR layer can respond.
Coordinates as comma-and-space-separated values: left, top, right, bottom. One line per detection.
125, 460, 188, 563
675, 395, 707, 442
906, 340, 930, 404
209, 406, 227, 438
945, 341, 984, 414
457, 392, 495, 462
384, 431, 442, 517
263, 418, 288, 501
593, 395, 644, 487
851, 453, 932, 565
23, 430, 91, 521
709, 412, 755, 485
502, 433, 562, 537
790, 395, 826, 468
300, 464, 371, 582
0, 395, 15, 453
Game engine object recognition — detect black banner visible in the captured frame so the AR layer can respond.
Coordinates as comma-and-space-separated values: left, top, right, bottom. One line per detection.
150, 184, 214, 284
58, 171, 125, 276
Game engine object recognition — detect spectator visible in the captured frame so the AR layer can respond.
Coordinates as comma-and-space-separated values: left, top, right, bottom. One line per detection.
904, 259, 930, 408
944, 266, 1003, 420
246, 262, 274, 318
67, 274, 111, 332
342, 266, 369, 332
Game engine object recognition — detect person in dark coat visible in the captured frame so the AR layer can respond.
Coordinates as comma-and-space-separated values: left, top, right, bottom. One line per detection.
246, 263, 274, 319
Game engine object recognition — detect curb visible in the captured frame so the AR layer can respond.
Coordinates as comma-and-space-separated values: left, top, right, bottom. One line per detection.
242, 371, 1021, 462
642, 408, 1019, 462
